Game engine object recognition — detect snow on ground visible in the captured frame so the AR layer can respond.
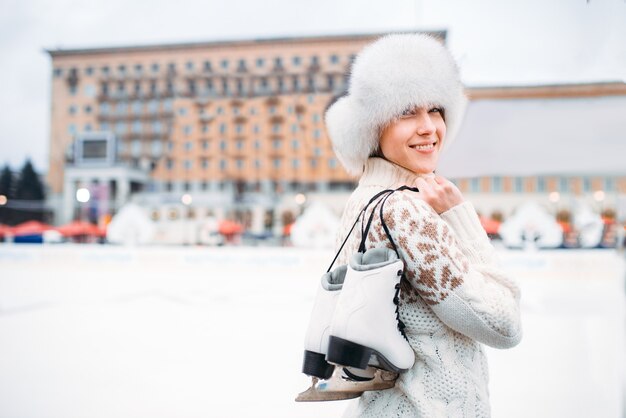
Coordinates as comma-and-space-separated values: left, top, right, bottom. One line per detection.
0, 245, 624, 418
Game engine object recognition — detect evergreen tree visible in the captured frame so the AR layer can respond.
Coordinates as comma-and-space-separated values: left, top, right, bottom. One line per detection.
0, 164, 14, 224
14, 159, 46, 223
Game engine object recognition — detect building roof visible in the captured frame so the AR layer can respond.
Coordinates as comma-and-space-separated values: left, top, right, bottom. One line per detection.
437, 90, 626, 178
44, 30, 446, 57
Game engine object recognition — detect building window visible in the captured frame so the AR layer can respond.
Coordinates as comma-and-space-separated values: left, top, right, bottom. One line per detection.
100, 102, 110, 115
131, 139, 141, 156
272, 123, 280, 133
255, 159, 261, 169
292, 56, 301, 66
100, 122, 110, 131
221, 59, 229, 69
179, 107, 188, 116
163, 99, 173, 111
313, 129, 321, 139
492, 176, 502, 193
273, 139, 281, 149
186, 61, 194, 71
220, 140, 227, 151
202, 140, 209, 150
253, 124, 259, 133
53, 68, 63, 77
604, 177, 615, 192
220, 159, 227, 171
291, 124, 298, 133
203, 61, 212, 72
118, 65, 126, 74
183, 125, 192, 135
115, 122, 126, 134
69, 105, 77, 115
292, 139, 299, 150
558, 177, 568, 193
292, 159, 299, 169
235, 124, 243, 134
151, 140, 162, 157
537, 177, 546, 193
219, 123, 226, 134
69, 85, 78, 96
132, 120, 142, 133
217, 106, 224, 115
514, 177, 524, 193
314, 147, 321, 156
470, 178, 480, 193
184, 141, 193, 152
101, 66, 110, 75
84, 84, 96, 97
132, 101, 142, 114
116, 101, 128, 115
184, 160, 192, 170
151, 63, 159, 73
236, 140, 243, 150
328, 158, 337, 169
254, 140, 261, 150
330, 54, 339, 64
310, 158, 317, 169
166, 159, 174, 170
84, 105, 92, 114
148, 100, 158, 114
273, 158, 281, 169
236, 159, 244, 170
201, 158, 209, 169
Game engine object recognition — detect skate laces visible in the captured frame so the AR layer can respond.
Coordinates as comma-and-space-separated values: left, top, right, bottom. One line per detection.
393, 281, 408, 341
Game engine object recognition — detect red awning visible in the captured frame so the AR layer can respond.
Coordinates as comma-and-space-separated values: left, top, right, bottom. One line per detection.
11, 220, 54, 236
479, 217, 501, 235
218, 220, 244, 235
55, 220, 105, 237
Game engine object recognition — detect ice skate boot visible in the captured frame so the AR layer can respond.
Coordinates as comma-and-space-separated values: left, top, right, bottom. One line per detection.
296, 264, 396, 402
327, 247, 415, 373
301, 265, 346, 381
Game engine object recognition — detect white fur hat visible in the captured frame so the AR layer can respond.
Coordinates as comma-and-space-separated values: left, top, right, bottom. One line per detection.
325, 33, 467, 176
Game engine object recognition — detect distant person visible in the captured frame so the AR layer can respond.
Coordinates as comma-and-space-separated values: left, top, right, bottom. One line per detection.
323, 33, 523, 417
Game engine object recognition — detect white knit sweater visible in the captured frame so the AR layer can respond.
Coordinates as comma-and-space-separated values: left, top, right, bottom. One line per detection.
335, 158, 522, 418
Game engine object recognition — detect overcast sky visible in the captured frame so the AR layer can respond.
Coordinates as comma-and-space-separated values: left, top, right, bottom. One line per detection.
0, 0, 624, 174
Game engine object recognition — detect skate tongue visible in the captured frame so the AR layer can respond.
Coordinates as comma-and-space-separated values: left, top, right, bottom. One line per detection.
359, 247, 397, 266
322, 265, 347, 290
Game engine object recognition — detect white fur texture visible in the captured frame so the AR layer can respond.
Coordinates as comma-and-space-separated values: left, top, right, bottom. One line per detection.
325, 33, 468, 176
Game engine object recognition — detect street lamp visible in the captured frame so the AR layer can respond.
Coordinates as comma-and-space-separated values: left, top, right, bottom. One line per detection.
0, 195, 7, 206
76, 188, 90, 203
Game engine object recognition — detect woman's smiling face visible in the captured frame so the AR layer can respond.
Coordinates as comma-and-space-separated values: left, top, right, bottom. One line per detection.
378, 105, 446, 175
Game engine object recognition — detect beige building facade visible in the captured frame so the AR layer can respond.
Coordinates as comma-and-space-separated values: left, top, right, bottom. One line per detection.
46, 33, 626, 242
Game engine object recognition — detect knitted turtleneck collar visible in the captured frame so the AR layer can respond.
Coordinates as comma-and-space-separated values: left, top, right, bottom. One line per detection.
359, 157, 436, 188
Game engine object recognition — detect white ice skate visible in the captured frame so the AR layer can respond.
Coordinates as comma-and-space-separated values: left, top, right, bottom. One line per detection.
296, 263, 397, 402
326, 247, 415, 373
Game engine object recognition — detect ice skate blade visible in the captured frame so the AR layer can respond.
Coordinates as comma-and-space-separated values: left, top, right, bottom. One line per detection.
295, 369, 398, 402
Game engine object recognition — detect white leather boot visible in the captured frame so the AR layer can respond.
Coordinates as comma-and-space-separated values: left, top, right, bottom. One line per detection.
327, 247, 415, 372
301, 264, 346, 379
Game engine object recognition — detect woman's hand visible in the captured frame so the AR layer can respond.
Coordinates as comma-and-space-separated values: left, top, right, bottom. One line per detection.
414, 175, 465, 215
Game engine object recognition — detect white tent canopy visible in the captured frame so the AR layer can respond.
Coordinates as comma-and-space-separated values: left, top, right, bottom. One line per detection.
437, 95, 626, 178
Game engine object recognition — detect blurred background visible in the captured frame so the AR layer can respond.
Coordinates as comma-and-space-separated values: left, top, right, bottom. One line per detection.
0, 0, 625, 417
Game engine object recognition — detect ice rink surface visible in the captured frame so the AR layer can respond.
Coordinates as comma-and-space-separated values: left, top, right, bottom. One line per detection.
0, 245, 624, 418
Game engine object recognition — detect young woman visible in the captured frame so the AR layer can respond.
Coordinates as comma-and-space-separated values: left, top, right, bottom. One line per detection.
324, 33, 522, 417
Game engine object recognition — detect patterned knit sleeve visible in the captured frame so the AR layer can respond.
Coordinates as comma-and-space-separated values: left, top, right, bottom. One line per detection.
379, 192, 522, 349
